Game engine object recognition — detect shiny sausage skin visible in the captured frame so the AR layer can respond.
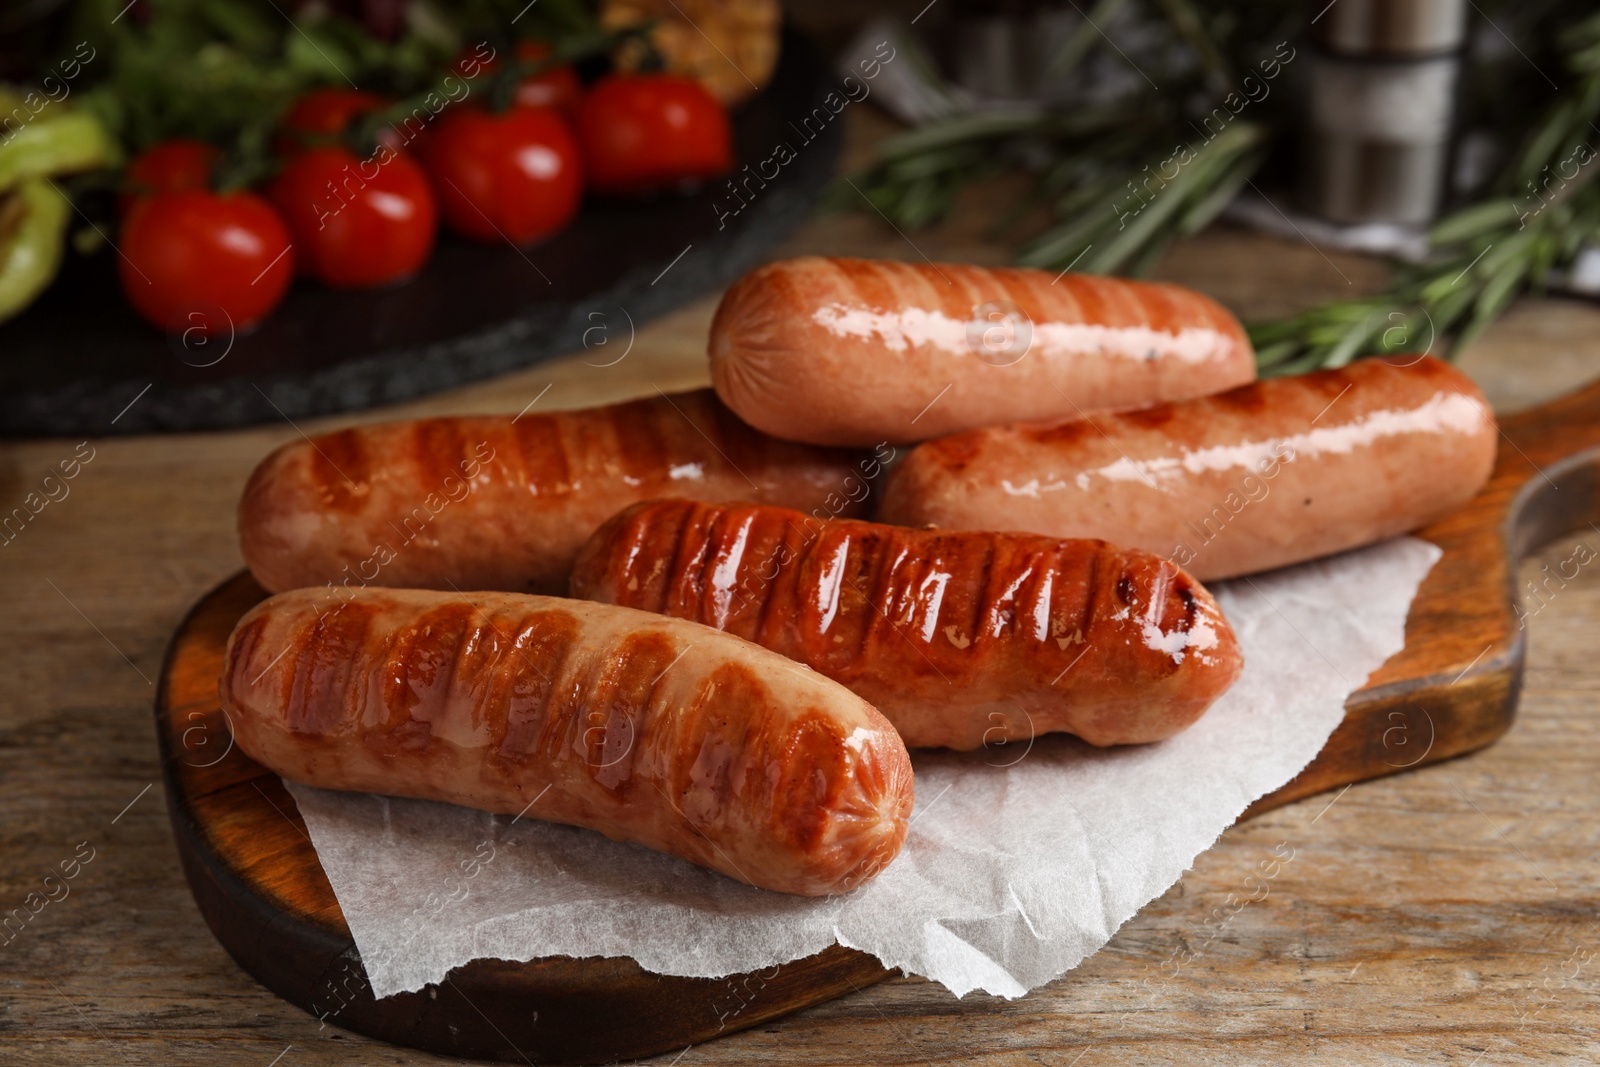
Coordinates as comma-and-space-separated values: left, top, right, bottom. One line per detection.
238, 389, 868, 597
220, 587, 913, 897
708, 256, 1255, 446
570, 500, 1242, 749
879, 356, 1498, 581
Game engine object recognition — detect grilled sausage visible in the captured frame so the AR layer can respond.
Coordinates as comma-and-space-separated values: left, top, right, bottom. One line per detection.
708, 256, 1255, 446
878, 355, 1497, 581
238, 389, 869, 597
220, 587, 913, 897
570, 500, 1243, 749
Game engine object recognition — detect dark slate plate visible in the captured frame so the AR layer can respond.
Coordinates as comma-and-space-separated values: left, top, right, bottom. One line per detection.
0, 29, 841, 437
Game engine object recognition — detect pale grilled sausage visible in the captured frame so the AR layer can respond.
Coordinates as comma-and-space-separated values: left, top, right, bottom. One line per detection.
570, 500, 1243, 749
708, 256, 1255, 446
238, 389, 868, 596
878, 356, 1497, 580
220, 587, 913, 897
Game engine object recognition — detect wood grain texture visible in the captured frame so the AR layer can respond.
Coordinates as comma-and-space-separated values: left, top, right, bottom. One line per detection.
5, 103, 1600, 1066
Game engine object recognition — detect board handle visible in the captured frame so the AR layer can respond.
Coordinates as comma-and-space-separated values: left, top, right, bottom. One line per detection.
1251, 374, 1600, 814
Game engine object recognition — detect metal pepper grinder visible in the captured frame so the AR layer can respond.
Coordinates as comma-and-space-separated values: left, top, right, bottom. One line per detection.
1301, 0, 1468, 226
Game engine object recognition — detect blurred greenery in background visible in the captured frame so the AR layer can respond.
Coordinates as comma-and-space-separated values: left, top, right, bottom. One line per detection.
846, 0, 1600, 373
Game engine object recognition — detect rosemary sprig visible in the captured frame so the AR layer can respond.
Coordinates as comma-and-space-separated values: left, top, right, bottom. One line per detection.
1250, 12, 1600, 373
1017, 119, 1269, 277
842, 0, 1299, 269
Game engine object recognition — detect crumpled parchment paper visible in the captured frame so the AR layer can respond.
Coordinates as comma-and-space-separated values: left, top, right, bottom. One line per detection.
284, 536, 1441, 999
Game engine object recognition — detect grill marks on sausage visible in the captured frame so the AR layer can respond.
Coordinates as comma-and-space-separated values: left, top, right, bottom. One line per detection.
220, 587, 913, 893
735, 510, 791, 640
1174, 583, 1200, 635
370, 601, 475, 755
642, 503, 692, 618
577, 502, 1212, 692
657, 501, 704, 616
1157, 282, 1204, 332
914, 430, 985, 473
1047, 272, 1086, 327
489, 609, 578, 771
1068, 273, 1113, 330
1019, 418, 1098, 448
562, 629, 675, 795
610, 397, 674, 487
834, 259, 1203, 337
411, 419, 469, 495
675, 657, 853, 859
954, 531, 995, 646
934, 359, 1459, 500
412, 605, 669, 800
311, 429, 369, 512
1120, 404, 1178, 431
267, 594, 694, 801
1208, 379, 1270, 416
250, 389, 875, 596
948, 264, 993, 323
844, 526, 898, 669
224, 613, 272, 710
1006, 266, 1050, 325
674, 660, 790, 842
285, 600, 377, 736
1075, 542, 1103, 648
832, 256, 900, 314
766, 711, 853, 855
704, 390, 772, 468
505, 393, 732, 501
1131, 280, 1173, 334
511, 413, 572, 497
879, 533, 936, 648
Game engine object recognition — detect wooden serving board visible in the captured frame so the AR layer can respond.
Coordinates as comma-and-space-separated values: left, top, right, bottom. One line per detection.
155, 377, 1600, 1064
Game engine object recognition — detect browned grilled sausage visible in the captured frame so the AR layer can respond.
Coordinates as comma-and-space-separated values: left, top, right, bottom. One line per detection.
220, 587, 913, 897
237, 389, 870, 597
878, 356, 1497, 580
708, 256, 1256, 446
570, 500, 1243, 749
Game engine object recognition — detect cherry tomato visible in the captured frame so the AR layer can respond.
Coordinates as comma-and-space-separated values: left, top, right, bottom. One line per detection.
120, 139, 221, 215
276, 88, 392, 154
451, 40, 582, 117
510, 40, 582, 115
422, 105, 582, 245
576, 74, 732, 195
270, 145, 438, 288
119, 191, 294, 335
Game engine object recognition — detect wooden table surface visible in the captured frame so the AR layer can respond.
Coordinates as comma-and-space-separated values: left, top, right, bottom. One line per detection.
4, 106, 1600, 1066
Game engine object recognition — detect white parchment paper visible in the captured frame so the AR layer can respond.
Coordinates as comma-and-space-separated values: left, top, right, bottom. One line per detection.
285, 536, 1441, 1000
